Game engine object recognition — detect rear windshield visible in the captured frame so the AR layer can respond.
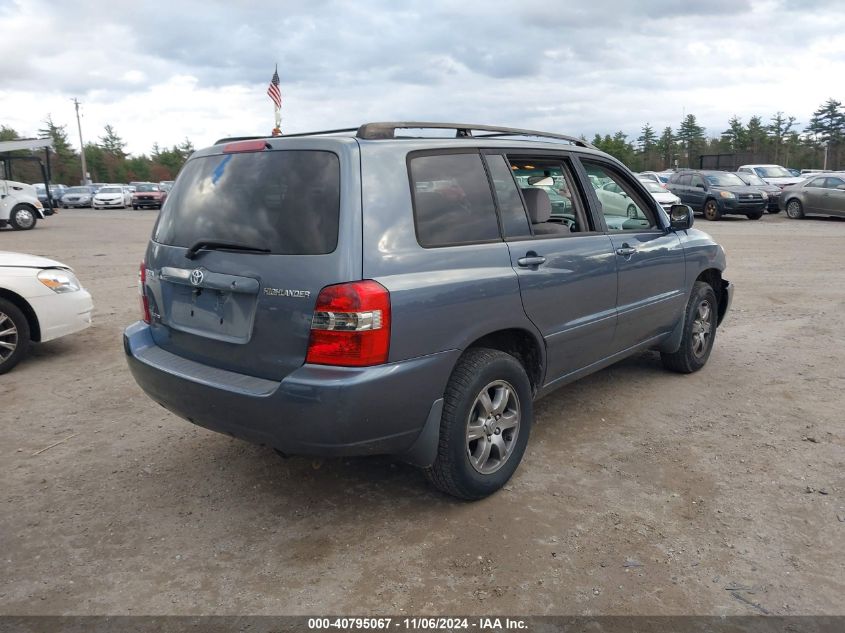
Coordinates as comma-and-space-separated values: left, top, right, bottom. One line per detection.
154, 150, 340, 255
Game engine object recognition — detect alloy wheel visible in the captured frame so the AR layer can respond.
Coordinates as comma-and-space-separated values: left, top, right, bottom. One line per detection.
691, 299, 713, 358
466, 380, 521, 475
0, 311, 19, 362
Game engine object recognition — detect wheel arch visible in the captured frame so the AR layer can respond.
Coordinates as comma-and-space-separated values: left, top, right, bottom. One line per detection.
0, 288, 41, 341
695, 268, 729, 325
463, 327, 545, 394
12, 202, 45, 220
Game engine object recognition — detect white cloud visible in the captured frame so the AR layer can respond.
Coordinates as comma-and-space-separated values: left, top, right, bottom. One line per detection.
1, 0, 843, 154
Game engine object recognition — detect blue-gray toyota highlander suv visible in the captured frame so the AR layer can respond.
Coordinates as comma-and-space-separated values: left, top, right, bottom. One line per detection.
124, 122, 733, 499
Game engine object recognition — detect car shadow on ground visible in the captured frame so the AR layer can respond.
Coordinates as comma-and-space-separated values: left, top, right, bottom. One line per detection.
139, 350, 670, 512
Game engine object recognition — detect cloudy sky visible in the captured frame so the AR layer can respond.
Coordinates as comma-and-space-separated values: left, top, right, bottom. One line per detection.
1, 0, 843, 155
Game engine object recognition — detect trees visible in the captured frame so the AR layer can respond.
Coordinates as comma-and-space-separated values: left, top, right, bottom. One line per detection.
806, 98, 845, 169
38, 115, 82, 185
677, 115, 706, 167
656, 126, 676, 170
768, 112, 796, 163
637, 123, 658, 170
592, 131, 635, 166
721, 116, 748, 152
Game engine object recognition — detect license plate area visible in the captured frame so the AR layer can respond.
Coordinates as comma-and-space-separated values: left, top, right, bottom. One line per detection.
162, 278, 259, 344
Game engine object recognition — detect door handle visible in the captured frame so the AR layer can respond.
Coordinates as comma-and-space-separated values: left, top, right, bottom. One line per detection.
517, 254, 546, 268
615, 245, 637, 257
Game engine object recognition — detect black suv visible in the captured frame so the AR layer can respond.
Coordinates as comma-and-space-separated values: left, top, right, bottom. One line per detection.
667, 170, 767, 220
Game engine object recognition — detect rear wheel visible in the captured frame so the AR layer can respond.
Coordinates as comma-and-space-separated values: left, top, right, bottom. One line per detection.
426, 348, 533, 500
703, 199, 721, 221
661, 281, 717, 374
9, 205, 37, 230
0, 298, 30, 374
785, 198, 804, 219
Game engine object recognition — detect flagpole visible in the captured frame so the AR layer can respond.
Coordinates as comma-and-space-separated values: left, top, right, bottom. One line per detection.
271, 63, 282, 136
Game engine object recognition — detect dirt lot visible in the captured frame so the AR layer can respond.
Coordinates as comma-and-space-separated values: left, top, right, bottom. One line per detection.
1, 209, 843, 616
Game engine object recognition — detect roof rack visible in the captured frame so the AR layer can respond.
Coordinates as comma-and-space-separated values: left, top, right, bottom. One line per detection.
355, 121, 594, 148
214, 128, 358, 145
215, 123, 595, 148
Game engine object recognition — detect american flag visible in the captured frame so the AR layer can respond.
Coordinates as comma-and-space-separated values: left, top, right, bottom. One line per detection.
267, 66, 282, 109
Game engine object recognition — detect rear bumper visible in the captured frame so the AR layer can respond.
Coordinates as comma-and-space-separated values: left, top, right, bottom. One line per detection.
123, 322, 456, 459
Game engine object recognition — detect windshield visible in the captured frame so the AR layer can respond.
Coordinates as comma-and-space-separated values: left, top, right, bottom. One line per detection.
155, 150, 340, 255
705, 173, 745, 187
643, 181, 665, 193
66, 187, 91, 193
99, 187, 122, 193
738, 173, 766, 186
137, 184, 160, 192
755, 166, 792, 178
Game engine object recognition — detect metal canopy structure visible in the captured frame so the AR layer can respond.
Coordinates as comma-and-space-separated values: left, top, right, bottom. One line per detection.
0, 138, 54, 153
0, 138, 57, 212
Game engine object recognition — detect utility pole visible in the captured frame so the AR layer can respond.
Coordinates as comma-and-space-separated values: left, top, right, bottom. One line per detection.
72, 98, 88, 185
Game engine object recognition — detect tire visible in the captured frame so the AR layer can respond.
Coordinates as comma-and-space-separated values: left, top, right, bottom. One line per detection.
703, 199, 722, 221
0, 298, 30, 375
746, 210, 764, 220
785, 198, 804, 219
425, 348, 533, 500
768, 208, 780, 214
661, 281, 718, 374
132, 205, 138, 210
9, 204, 37, 230
626, 203, 637, 218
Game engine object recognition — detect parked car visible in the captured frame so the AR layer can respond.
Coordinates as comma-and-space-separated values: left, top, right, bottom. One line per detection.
638, 178, 682, 212
124, 122, 733, 499
131, 183, 167, 209
786, 168, 801, 177
160, 180, 175, 192
33, 183, 67, 215
0, 180, 46, 230
61, 186, 97, 208
0, 251, 93, 373
92, 185, 131, 209
637, 171, 672, 187
780, 172, 845, 219
736, 164, 803, 188
667, 170, 767, 220
734, 172, 782, 213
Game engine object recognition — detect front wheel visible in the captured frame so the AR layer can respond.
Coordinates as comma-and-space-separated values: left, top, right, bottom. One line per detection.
0, 298, 30, 374
9, 205, 37, 230
785, 199, 804, 219
426, 348, 533, 500
703, 199, 722, 221
746, 210, 764, 220
661, 281, 718, 374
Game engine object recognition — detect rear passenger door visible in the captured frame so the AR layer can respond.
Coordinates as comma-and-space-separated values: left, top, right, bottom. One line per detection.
579, 159, 686, 351
821, 176, 845, 215
485, 152, 618, 382
688, 173, 708, 211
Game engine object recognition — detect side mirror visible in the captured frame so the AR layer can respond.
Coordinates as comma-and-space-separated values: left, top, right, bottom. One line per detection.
669, 204, 694, 231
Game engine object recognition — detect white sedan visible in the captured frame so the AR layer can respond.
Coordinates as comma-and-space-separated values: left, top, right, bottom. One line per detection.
0, 251, 93, 373
638, 178, 682, 211
92, 186, 131, 209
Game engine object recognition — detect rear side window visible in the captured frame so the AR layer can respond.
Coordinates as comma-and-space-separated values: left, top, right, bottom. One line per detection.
409, 153, 501, 247
154, 150, 340, 255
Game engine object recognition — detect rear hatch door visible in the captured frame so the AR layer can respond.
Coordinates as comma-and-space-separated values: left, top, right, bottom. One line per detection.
143, 138, 361, 382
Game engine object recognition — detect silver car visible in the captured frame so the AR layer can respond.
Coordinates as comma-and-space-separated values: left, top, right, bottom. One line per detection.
781, 172, 845, 219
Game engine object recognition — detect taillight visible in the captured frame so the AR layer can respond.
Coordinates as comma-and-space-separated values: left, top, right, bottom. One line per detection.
306, 280, 391, 367
139, 261, 151, 324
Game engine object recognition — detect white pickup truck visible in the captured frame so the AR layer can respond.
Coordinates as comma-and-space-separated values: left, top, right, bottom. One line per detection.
0, 180, 46, 230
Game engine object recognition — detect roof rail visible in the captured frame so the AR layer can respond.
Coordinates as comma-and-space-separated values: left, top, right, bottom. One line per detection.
213, 128, 359, 145
356, 121, 594, 148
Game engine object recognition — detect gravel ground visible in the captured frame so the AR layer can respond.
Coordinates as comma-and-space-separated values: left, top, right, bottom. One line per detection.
1, 209, 843, 616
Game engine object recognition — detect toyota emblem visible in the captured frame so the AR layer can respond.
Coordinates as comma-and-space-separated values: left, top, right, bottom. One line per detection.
190, 269, 205, 286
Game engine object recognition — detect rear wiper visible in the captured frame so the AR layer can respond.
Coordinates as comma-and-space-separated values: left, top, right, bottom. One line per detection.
185, 239, 271, 260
